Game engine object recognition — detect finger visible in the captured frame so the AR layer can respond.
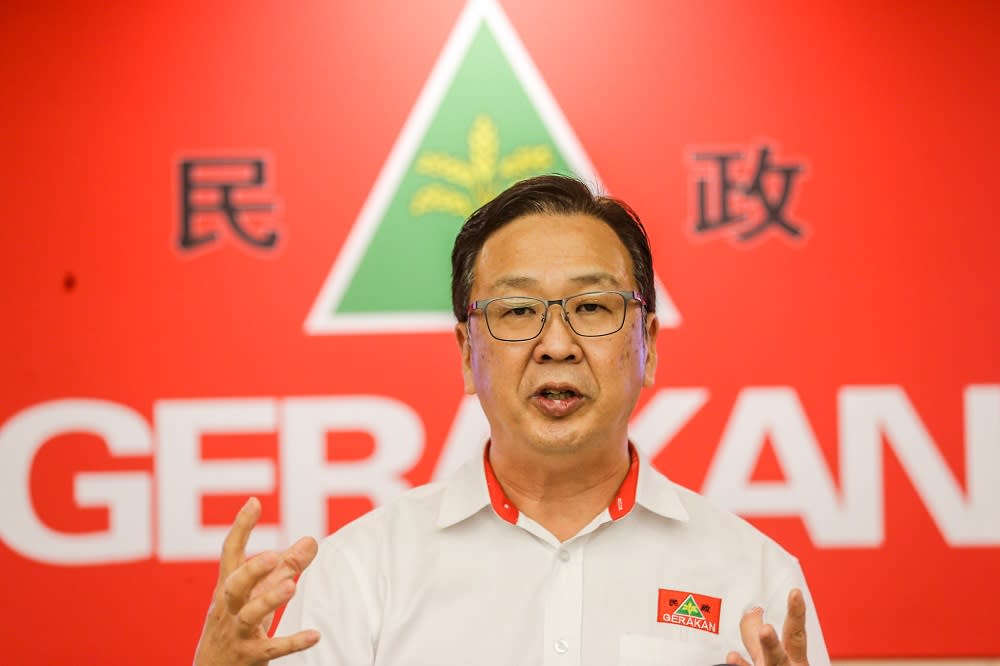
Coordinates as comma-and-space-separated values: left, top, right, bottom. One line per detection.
758, 623, 788, 666
725, 650, 752, 666
224, 549, 280, 615
248, 629, 321, 662
781, 588, 808, 664
253, 537, 319, 593
219, 497, 261, 582
738, 607, 765, 664
236, 578, 296, 637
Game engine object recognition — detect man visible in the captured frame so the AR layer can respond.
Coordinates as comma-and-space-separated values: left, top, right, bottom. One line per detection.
194, 175, 829, 665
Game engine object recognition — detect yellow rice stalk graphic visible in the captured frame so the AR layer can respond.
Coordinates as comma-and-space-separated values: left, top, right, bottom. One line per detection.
679, 599, 701, 616
410, 114, 553, 218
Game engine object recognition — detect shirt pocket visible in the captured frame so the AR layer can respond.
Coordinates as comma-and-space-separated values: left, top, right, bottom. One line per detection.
619, 632, 723, 666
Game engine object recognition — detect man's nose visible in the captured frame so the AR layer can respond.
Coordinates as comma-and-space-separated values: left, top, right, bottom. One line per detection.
534, 303, 580, 361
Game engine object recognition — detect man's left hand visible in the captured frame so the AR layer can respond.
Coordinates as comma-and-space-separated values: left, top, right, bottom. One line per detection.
725, 588, 808, 666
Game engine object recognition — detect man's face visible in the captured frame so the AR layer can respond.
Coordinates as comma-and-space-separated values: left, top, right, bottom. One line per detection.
455, 213, 659, 457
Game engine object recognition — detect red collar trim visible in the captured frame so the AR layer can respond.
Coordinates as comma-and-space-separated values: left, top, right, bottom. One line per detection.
483, 444, 520, 524
608, 444, 639, 520
482, 443, 640, 525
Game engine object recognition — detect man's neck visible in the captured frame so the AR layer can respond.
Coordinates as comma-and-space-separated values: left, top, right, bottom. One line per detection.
488, 441, 631, 542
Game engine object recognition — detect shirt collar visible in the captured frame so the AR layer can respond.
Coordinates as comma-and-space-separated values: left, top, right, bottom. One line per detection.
437, 442, 689, 528
635, 449, 690, 522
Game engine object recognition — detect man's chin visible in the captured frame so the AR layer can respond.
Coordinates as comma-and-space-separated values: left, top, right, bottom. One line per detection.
524, 421, 593, 454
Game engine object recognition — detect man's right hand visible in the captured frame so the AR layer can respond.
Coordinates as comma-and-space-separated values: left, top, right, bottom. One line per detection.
725, 589, 809, 666
193, 497, 320, 666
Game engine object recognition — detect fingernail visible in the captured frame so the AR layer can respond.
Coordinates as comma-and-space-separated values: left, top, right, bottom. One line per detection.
743, 605, 763, 615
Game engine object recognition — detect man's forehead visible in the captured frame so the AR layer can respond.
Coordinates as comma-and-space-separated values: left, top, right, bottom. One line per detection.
476, 214, 630, 265
471, 214, 634, 297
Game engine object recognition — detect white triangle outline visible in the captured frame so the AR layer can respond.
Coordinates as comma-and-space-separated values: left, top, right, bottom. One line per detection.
304, 0, 681, 335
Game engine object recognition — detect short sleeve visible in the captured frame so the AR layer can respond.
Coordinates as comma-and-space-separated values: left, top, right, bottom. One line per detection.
274, 541, 379, 666
760, 555, 830, 666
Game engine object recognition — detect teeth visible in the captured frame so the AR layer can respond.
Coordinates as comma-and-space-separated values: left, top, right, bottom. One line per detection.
542, 390, 575, 400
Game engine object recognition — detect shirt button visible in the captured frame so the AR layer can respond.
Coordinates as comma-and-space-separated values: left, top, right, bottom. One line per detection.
558, 549, 571, 562
554, 639, 569, 654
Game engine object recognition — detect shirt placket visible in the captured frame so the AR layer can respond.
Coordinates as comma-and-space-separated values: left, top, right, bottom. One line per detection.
542, 538, 584, 666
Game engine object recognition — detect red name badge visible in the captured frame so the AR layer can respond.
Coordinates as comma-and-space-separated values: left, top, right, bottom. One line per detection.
657, 588, 723, 635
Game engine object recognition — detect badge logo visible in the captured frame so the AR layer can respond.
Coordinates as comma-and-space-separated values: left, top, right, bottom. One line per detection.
305, 0, 680, 335
657, 588, 722, 634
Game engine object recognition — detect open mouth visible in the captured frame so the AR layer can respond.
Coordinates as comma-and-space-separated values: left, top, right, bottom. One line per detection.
538, 388, 578, 400
532, 386, 585, 417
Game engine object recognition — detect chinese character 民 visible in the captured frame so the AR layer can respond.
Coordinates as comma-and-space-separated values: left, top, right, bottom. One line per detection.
178, 157, 279, 251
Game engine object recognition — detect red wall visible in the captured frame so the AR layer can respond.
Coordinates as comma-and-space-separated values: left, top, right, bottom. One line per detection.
1, 1, 998, 661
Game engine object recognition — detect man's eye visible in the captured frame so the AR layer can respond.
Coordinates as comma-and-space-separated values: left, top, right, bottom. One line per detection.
504, 306, 536, 317
575, 302, 607, 314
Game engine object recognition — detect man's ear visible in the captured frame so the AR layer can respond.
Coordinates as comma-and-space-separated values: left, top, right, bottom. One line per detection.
455, 321, 477, 395
642, 312, 659, 387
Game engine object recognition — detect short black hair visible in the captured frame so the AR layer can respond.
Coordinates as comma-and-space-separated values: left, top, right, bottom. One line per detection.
451, 174, 656, 321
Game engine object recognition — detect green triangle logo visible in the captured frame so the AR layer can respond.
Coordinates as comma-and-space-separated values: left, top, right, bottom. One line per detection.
305, 0, 680, 335
674, 594, 706, 619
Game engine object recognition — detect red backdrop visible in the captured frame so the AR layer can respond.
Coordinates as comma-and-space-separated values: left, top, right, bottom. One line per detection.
2, 1, 998, 662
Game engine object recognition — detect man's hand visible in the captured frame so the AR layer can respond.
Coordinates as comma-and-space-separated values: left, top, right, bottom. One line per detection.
725, 588, 808, 666
193, 498, 320, 666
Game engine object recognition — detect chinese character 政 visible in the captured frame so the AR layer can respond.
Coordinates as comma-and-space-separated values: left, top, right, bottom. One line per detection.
692, 145, 805, 242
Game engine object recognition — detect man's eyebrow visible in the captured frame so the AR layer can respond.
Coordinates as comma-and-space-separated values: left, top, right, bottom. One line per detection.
490, 275, 539, 290
569, 272, 624, 288
489, 272, 624, 291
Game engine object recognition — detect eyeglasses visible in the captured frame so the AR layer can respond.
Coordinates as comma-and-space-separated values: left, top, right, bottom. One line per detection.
467, 290, 646, 342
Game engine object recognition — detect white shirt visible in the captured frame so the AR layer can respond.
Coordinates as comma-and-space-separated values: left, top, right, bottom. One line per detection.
277, 446, 830, 666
